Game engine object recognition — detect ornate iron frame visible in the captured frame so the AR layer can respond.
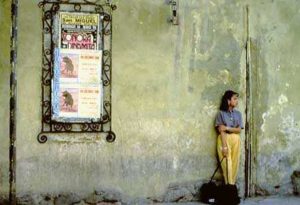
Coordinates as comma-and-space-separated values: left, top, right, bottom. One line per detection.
37, 0, 117, 143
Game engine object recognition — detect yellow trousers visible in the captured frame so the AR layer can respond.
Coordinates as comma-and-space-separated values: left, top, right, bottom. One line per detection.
217, 133, 241, 185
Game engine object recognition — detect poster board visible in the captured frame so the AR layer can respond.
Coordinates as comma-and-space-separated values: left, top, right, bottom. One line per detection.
52, 12, 103, 122
38, 1, 117, 143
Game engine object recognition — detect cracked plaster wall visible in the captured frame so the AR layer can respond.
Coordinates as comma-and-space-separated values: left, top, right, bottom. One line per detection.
0, 0, 299, 200
248, 0, 300, 195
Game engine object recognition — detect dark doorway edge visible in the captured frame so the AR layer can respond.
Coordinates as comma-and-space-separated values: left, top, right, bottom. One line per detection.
9, 0, 18, 204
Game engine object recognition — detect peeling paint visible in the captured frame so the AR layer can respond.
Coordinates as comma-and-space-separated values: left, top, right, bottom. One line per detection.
279, 114, 300, 141
261, 112, 268, 132
278, 94, 288, 105
173, 156, 178, 169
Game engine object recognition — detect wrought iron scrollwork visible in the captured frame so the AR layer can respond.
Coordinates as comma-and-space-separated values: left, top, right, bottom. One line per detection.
74, 4, 81, 11
106, 131, 116, 143
37, 134, 48, 144
102, 50, 111, 86
37, 0, 116, 143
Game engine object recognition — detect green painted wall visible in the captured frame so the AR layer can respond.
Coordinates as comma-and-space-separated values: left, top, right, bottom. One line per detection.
14, 0, 246, 198
249, 0, 300, 195
0, 0, 11, 198
111, 0, 247, 197
0, 0, 299, 200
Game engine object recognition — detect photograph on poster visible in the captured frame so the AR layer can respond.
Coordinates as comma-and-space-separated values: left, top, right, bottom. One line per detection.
60, 53, 79, 79
59, 88, 79, 114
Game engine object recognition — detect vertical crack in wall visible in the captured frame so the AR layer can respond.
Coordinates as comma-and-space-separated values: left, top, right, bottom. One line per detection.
244, 4, 252, 198
9, 0, 18, 204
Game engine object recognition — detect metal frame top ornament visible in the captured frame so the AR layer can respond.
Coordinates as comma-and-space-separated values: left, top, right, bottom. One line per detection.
37, 0, 117, 143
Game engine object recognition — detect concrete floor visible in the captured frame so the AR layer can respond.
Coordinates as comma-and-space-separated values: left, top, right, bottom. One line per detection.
240, 196, 300, 205
156, 196, 300, 205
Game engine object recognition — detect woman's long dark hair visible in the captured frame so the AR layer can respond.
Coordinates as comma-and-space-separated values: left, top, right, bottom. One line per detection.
219, 90, 239, 111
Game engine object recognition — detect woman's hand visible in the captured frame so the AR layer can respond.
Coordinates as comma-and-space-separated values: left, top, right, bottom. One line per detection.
219, 125, 228, 132
222, 146, 228, 157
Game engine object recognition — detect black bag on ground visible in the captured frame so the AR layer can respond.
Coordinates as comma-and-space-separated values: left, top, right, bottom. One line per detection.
200, 181, 218, 204
216, 184, 240, 205
199, 157, 224, 204
200, 157, 241, 205
215, 159, 241, 205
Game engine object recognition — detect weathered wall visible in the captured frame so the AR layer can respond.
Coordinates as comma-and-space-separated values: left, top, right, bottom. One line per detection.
112, 0, 247, 198
248, 0, 300, 195
0, 0, 11, 199
14, 0, 246, 200
1, 0, 299, 203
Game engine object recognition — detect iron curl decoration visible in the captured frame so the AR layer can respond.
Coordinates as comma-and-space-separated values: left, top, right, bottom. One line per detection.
90, 123, 100, 131
37, 134, 48, 143
44, 10, 52, 20
106, 131, 116, 143
101, 101, 111, 123
53, 123, 64, 131
101, 114, 109, 123
42, 100, 51, 123
102, 50, 111, 86
74, 4, 81, 11
42, 50, 52, 85
51, 3, 60, 12
95, 5, 104, 13
80, 123, 89, 131
64, 124, 73, 131
37, 0, 117, 143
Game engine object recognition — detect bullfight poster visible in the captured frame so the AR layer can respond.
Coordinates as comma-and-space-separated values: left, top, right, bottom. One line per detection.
52, 12, 103, 122
59, 12, 100, 50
